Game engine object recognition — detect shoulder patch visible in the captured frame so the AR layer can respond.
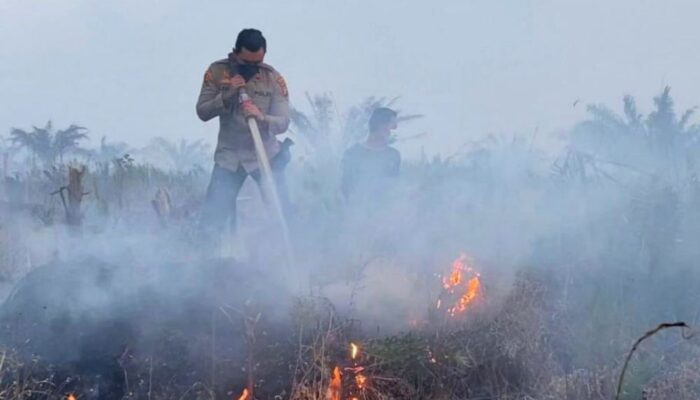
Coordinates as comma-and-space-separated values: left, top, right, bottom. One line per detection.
205, 63, 232, 86
275, 75, 288, 97
203, 69, 214, 84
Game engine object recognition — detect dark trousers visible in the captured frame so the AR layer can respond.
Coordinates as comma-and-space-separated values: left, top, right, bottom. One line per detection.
200, 157, 291, 234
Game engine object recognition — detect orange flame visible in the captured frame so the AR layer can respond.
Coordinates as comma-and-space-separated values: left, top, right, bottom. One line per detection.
67, 395, 77, 400
350, 342, 359, 360
327, 366, 342, 400
236, 388, 249, 400
441, 253, 482, 316
443, 256, 465, 288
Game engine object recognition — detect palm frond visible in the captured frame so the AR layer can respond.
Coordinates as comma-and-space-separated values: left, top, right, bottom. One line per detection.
679, 107, 697, 130
647, 86, 676, 134
623, 95, 643, 128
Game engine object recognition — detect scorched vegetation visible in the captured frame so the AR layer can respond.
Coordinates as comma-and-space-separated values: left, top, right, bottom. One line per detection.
0, 90, 699, 399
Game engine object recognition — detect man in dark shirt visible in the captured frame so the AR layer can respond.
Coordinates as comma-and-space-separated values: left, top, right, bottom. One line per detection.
341, 107, 401, 200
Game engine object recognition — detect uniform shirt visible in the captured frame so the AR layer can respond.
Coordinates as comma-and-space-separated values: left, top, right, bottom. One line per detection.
341, 143, 401, 199
196, 55, 290, 172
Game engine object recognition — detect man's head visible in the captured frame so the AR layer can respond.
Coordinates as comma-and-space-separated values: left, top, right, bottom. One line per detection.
234, 29, 266, 64
369, 107, 398, 140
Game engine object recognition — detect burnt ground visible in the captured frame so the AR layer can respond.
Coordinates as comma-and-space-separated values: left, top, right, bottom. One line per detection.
0, 256, 296, 399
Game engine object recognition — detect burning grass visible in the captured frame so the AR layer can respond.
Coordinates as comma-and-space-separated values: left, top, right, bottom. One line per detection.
0, 208, 698, 399
282, 265, 700, 400
0, 259, 695, 399
4, 86, 700, 398
437, 253, 482, 317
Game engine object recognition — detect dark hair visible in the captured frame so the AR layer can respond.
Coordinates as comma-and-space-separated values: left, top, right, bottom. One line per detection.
235, 29, 267, 53
369, 107, 397, 132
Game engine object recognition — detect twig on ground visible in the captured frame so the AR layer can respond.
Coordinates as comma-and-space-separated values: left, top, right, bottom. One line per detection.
615, 321, 690, 400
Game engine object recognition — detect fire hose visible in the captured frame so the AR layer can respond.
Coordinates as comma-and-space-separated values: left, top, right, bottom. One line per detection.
239, 89, 295, 267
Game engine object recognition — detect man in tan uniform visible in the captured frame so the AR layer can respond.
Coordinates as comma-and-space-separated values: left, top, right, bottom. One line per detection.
196, 28, 291, 234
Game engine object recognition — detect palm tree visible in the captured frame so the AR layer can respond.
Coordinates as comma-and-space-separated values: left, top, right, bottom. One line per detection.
146, 137, 211, 171
0, 135, 9, 177
0, 134, 8, 158
567, 88, 700, 275
289, 92, 336, 155
340, 96, 422, 150
9, 122, 51, 167
290, 93, 423, 160
9, 121, 88, 166
91, 136, 131, 163
53, 124, 89, 163
569, 87, 700, 184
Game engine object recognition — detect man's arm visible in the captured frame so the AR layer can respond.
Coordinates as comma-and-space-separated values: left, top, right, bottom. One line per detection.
196, 66, 228, 122
262, 71, 290, 134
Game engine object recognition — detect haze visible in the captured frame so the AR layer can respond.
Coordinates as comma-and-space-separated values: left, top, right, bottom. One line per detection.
1, 0, 699, 156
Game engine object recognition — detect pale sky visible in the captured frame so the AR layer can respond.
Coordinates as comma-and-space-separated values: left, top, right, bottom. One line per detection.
1, 0, 700, 157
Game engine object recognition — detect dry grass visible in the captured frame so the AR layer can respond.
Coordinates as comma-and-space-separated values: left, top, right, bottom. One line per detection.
284, 271, 618, 400
643, 354, 700, 400
1, 155, 699, 399
0, 263, 695, 399
0, 224, 30, 284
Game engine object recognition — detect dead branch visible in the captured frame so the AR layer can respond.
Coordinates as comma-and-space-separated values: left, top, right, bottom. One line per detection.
615, 321, 690, 400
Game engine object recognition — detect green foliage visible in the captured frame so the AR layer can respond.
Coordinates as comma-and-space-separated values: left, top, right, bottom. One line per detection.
369, 333, 430, 371
9, 121, 88, 166
5, 87, 700, 399
145, 137, 211, 171
571, 87, 700, 184
290, 93, 422, 160
289, 92, 335, 155
340, 96, 423, 150
90, 136, 131, 163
